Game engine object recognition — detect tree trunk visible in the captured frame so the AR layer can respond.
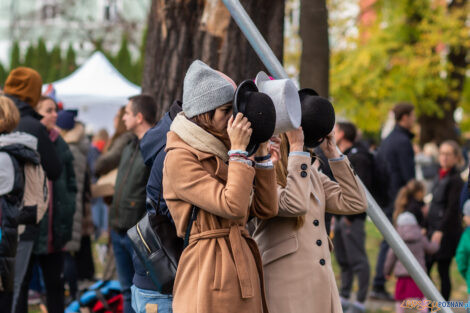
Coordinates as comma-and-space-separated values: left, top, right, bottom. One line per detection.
299, 0, 329, 97
142, 0, 285, 119
418, 0, 467, 144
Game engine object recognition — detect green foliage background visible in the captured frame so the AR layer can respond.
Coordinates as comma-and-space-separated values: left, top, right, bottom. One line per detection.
329, 0, 469, 134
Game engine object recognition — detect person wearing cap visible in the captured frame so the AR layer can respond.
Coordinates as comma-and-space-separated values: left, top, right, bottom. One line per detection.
56, 110, 95, 301
162, 60, 278, 313
3, 67, 62, 181
456, 200, 470, 313
15, 96, 77, 313
384, 212, 440, 313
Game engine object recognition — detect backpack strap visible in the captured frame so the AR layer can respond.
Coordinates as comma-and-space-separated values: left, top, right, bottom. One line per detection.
183, 206, 199, 248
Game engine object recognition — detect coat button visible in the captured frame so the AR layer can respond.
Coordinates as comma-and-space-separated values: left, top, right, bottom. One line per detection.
301, 163, 308, 170
320, 259, 326, 266
300, 171, 307, 178
313, 219, 319, 226
316, 240, 322, 246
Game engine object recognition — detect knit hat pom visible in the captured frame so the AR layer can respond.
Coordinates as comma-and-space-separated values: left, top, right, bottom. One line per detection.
182, 60, 235, 118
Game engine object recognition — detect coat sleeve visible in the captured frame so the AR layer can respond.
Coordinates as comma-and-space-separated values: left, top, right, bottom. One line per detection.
456, 232, 469, 278
398, 141, 415, 184
384, 248, 397, 276
249, 167, 278, 219
277, 155, 311, 217
422, 236, 439, 255
321, 157, 368, 215
36, 124, 62, 180
164, 149, 255, 220
439, 176, 464, 231
95, 134, 133, 176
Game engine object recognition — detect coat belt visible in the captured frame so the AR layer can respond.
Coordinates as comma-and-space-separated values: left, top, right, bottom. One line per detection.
189, 224, 256, 299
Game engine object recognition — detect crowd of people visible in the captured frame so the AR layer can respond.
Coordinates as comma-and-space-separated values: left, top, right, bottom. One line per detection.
0, 62, 469, 313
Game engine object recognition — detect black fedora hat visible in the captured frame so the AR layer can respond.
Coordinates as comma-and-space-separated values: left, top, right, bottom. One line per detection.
299, 88, 335, 148
233, 80, 276, 156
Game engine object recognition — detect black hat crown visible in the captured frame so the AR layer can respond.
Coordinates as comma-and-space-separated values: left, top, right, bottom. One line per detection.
233, 80, 277, 156
299, 88, 335, 148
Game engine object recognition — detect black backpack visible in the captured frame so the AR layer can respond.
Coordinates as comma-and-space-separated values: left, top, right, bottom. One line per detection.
127, 196, 198, 294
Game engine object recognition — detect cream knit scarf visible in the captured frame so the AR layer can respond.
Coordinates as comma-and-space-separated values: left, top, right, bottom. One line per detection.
170, 112, 229, 162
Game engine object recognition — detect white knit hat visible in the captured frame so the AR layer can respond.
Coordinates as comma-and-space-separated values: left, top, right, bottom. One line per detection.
182, 60, 235, 118
396, 212, 418, 226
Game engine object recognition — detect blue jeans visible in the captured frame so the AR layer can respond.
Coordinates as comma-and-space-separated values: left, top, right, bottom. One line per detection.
111, 230, 136, 313
131, 285, 173, 313
91, 198, 108, 238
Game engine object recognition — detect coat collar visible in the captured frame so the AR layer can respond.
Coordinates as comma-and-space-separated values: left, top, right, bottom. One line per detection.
394, 125, 415, 140
169, 112, 229, 162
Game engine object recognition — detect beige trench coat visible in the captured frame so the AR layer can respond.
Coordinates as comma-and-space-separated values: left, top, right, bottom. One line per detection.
163, 132, 278, 313
252, 154, 368, 313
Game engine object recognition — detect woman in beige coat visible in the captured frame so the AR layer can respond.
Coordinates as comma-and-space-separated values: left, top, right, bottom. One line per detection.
252, 128, 368, 313
163, 60, 278, 313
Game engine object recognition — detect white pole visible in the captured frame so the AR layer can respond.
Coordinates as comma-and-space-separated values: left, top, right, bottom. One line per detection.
221, 0, 452, 311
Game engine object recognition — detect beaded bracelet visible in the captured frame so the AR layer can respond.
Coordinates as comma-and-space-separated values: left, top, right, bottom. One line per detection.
254, 153, 271, 162
229, 153, 249, 160
228, 150, 249, 157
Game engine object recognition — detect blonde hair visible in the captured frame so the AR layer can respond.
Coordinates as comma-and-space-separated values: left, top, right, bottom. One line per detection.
275, 133, 305, 229
0, 96, 20, 133
393, 179, 425, 225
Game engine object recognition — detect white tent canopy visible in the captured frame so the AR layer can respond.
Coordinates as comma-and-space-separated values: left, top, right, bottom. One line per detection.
43, 51, 141, 133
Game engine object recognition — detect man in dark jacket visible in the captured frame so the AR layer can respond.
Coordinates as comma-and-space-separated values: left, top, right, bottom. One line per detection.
110, 95, 157, 313
131, 101, 181, 313
333, 121, 371, 313
371, 102, 416, 300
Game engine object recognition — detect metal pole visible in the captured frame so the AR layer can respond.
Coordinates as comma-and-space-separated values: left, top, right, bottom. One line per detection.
221, 0, 451, 311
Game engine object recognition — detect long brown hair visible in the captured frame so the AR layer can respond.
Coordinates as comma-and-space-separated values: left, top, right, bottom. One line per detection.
190, 110, 231, 149
275, 133, 305, 229
393, 179, 425, 225
107, 106, 127, 151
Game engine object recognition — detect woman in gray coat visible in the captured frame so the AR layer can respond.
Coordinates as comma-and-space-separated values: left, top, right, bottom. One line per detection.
252, 128, 368, 313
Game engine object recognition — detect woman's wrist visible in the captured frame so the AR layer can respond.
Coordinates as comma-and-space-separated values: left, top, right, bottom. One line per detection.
289, 144, 304, 153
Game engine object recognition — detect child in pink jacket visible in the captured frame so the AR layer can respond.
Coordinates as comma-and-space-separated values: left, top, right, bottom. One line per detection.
384, 212, 440, 313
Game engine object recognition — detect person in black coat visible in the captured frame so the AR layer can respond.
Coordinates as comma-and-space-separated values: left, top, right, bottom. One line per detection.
333, 121, 371, 312
4, 67, 62, 182
0, 96, 40, 311
371, 102, 416, 301
130, 100, 181, 312
426, 140, 464, 300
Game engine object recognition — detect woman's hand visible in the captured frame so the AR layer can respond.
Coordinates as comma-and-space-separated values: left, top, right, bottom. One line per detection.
268, 136, 281, 164
431, 231, 443, 244
255, 141, 269, 157
320, 131, 340, 159
227, 113, 252, 151
286, 127, 304, 152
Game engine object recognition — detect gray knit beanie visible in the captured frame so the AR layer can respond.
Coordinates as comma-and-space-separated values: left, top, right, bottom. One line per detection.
182, 60, 235, 118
